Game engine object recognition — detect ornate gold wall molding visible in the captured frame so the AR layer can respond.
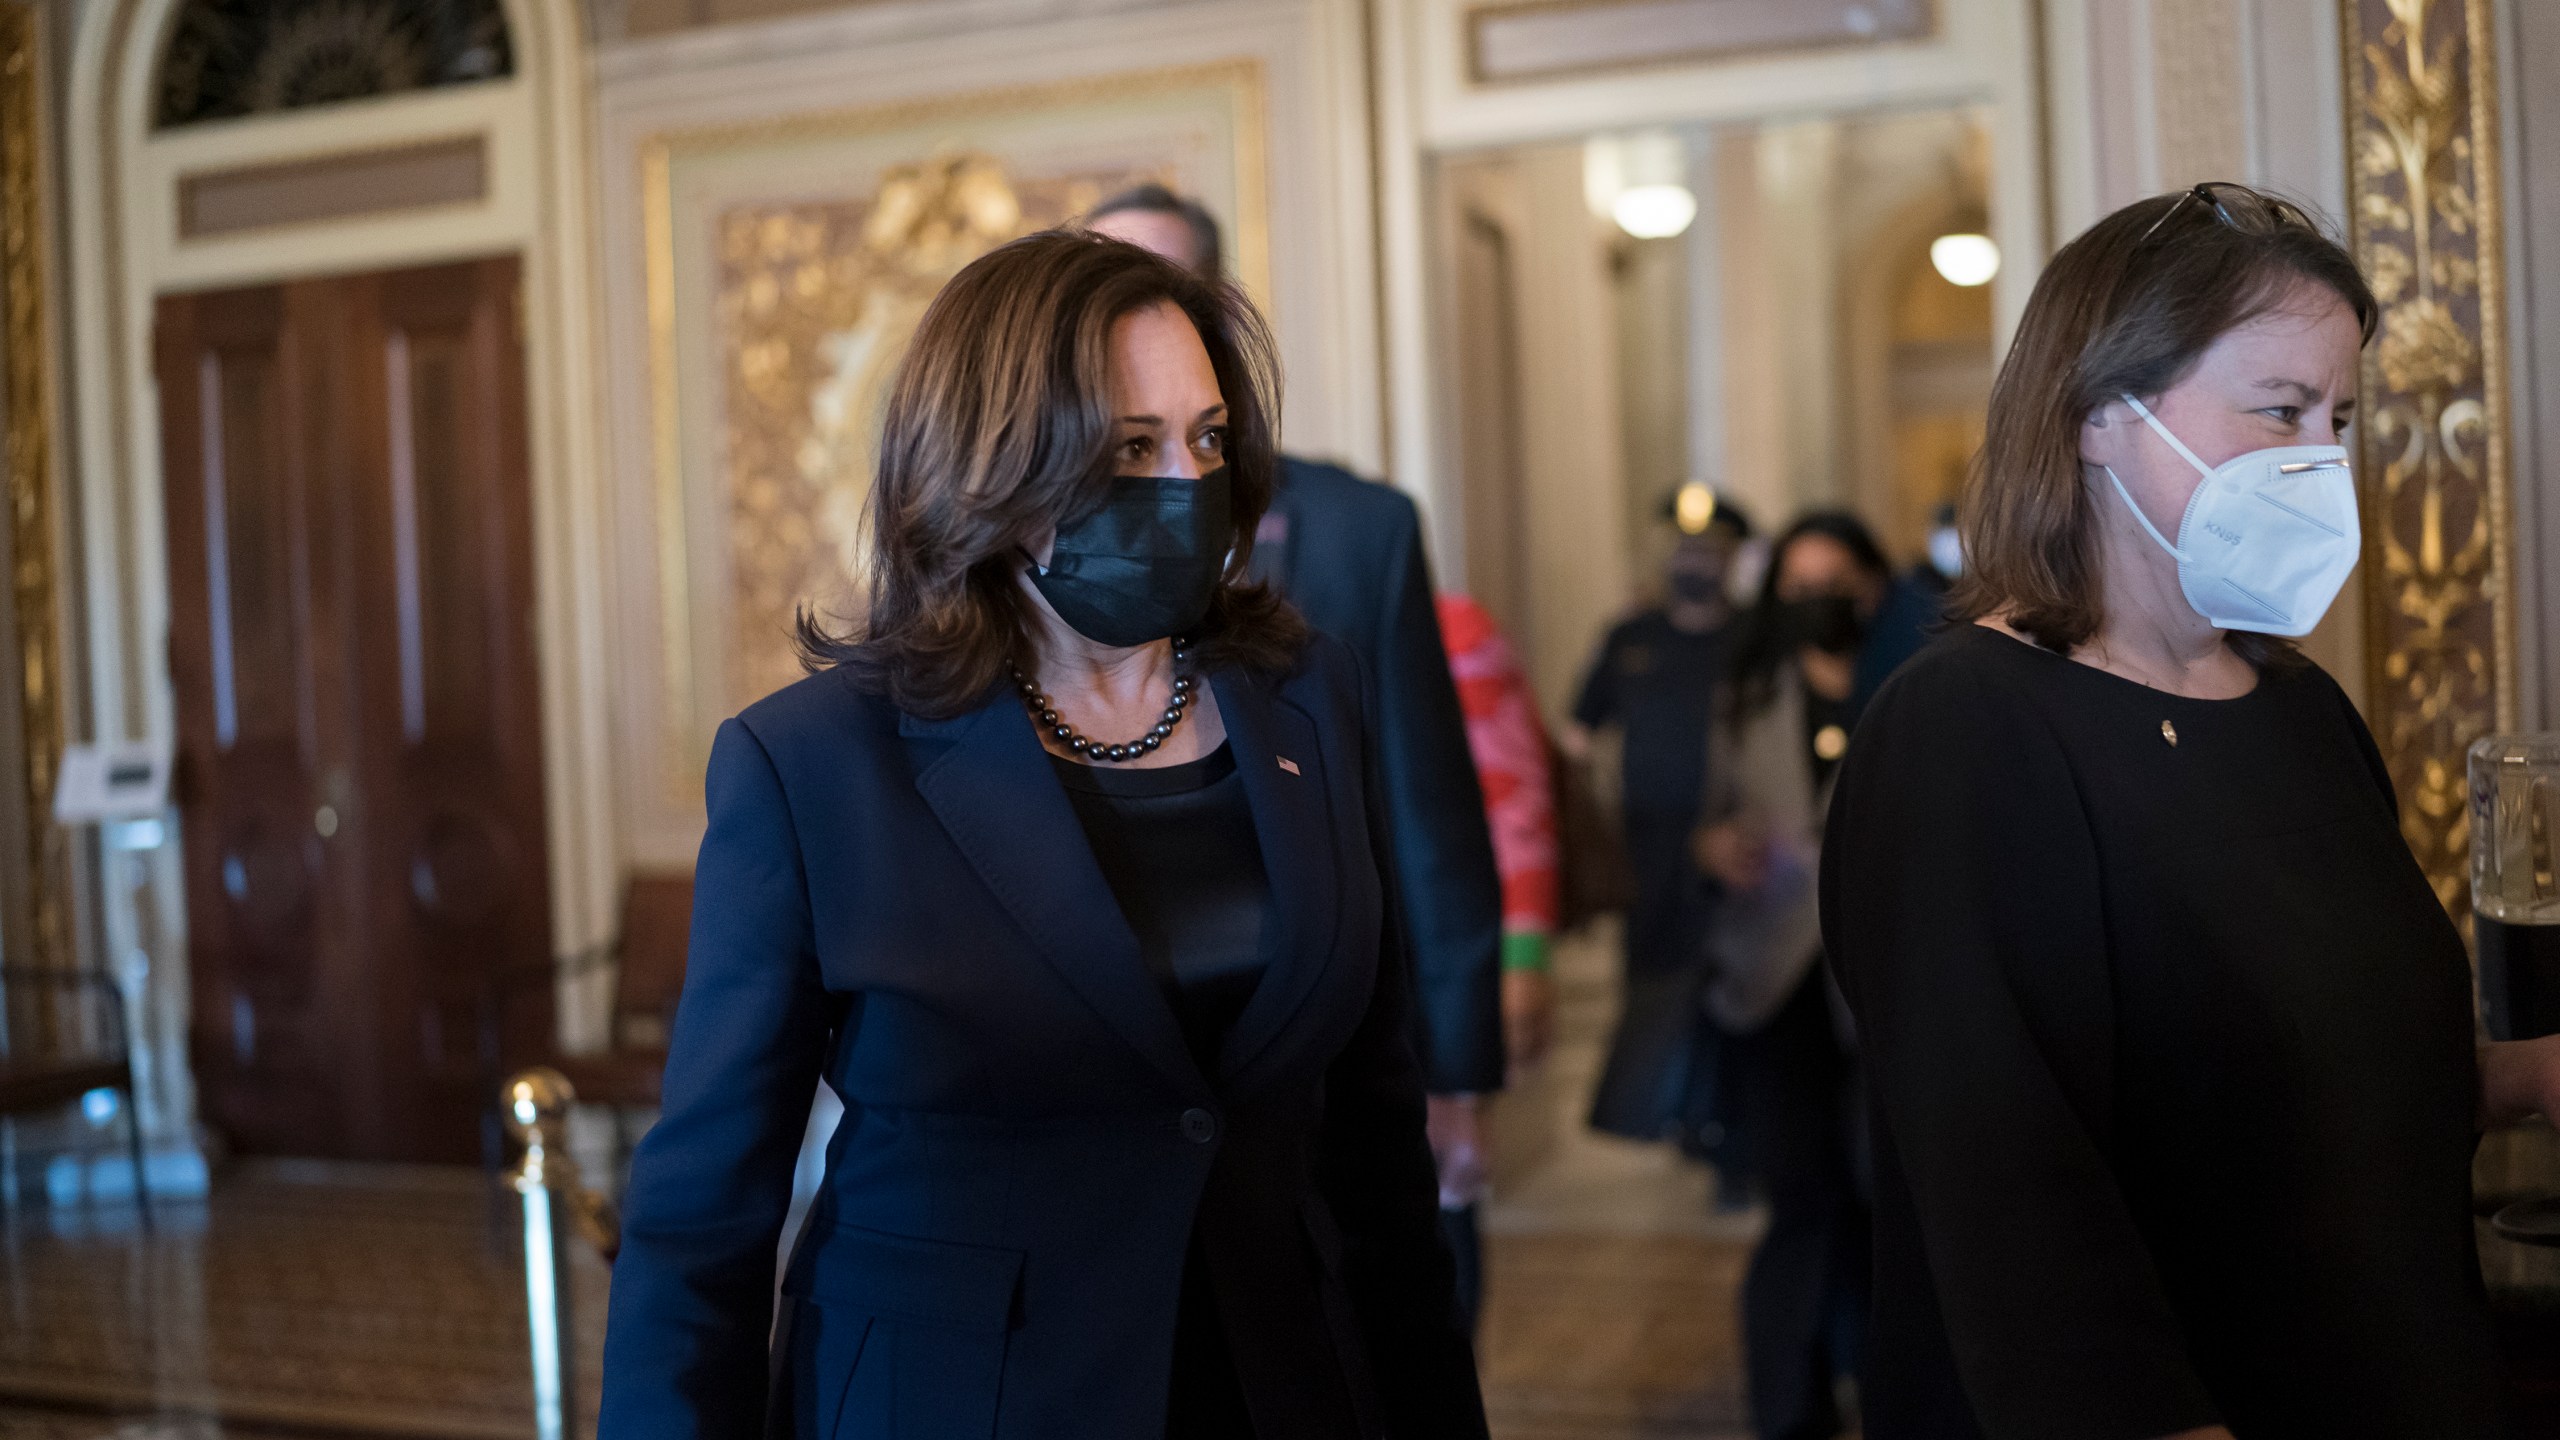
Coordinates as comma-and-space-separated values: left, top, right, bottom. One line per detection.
0, 1, 71, 981
2342, 0, 2516, 919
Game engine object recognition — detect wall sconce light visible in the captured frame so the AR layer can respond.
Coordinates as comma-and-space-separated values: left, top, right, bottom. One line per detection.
1589, 129, 1696, 239
1929, 232, 2000, 287
1613, 184, 1699, 239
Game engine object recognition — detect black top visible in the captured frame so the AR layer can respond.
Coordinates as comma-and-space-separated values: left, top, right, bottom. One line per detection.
1572, 609, 1726, 822
1050, 743, 1276, 1068
1819, 624, 2503, 1440
1051, 742, 1275, 1437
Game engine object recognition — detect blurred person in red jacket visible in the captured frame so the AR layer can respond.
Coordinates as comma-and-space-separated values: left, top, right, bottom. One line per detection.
1432, 593, 1560, 1329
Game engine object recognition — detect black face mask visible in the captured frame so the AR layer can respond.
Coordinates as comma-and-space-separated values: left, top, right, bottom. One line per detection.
1777, 595, 1867, 655
1027, 470, 1232, 648
1668, 568, 1724, 606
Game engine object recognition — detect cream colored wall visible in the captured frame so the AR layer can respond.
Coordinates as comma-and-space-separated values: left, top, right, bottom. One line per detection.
1683, 133, 1727, 509
1432, 142, 1634, 718
1836, 111, 1996, 561
1714, 128, 1785, 544
1763, 122, 1846, 516
1613, 233, 1689, 604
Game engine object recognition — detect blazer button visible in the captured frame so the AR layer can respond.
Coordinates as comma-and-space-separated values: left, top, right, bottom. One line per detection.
1180, 1108, 1218, 1144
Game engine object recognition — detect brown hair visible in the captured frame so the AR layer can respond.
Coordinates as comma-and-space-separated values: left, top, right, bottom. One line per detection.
799, 230, 1302, 716
1949, 187, 2378, 665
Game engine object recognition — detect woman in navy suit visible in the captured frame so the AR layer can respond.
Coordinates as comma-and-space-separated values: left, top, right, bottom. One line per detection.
597, 231, 1488, 1439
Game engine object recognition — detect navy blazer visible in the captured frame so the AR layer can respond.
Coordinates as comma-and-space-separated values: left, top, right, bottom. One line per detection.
1258, 458, 1505, 1094
597, 635, 1487, 1440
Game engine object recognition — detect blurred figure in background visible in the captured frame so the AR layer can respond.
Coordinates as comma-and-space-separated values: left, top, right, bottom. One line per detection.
1852, 502, 1958, 712
1918, 502, 1964, 594
1696, 511, 1894, 1440
1572, 488, 1754, 1194
1086, 184, 1523, 1327
1433, 593, 1561, 1329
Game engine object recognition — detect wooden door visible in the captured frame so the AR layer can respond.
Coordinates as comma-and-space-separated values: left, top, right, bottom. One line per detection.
158, 257, 553, 1163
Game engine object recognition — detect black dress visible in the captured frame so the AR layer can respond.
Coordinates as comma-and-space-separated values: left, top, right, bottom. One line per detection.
1052, 744, 1275, 1438
1819, 624, 2504, 1440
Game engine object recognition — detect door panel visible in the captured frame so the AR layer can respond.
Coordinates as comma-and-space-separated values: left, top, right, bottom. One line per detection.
158, 257, 552, 1163
351, 259, 553, 1159
160, 285, 353, 1155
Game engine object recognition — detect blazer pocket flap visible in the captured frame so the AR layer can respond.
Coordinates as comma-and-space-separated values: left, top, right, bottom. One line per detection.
785, 1222, 1024, 1332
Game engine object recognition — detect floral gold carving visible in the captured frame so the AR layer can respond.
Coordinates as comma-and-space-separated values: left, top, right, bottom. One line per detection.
1, 2, 70, 984
2342, 0, 2514, 921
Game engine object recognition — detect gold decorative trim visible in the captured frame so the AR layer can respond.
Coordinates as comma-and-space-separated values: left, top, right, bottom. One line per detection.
2342, 0, 2516, 921
1, 2, 71, 978
637, 59, 1270, 798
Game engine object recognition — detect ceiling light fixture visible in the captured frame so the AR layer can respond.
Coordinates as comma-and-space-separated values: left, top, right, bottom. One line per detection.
1613, 183, 1698, 240
1929, 232, 2001, 287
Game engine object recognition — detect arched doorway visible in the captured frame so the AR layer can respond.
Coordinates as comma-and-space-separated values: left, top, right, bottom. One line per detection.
64, 0, 613, 1167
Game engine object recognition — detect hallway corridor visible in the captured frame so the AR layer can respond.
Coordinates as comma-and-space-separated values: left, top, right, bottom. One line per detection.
1476, 927, 1762, 1440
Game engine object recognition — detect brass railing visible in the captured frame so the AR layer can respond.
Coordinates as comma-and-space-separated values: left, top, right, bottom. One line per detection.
499, 1068, 620, 1440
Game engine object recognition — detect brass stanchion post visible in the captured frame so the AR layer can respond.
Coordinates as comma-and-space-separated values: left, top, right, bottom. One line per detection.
501, 1068, 580, 1440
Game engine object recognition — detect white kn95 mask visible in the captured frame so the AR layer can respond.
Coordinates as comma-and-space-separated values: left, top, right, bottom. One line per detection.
2102, 393, 2360, 637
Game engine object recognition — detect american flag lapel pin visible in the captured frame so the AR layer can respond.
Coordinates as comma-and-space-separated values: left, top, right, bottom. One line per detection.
1277, 756, 1301, 776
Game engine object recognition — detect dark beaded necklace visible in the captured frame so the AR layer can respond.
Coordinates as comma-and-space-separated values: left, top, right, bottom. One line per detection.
1010, 640, 1196, 763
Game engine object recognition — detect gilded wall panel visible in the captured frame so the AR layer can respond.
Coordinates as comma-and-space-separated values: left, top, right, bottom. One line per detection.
1, 2, 70, 985
2342, 0, 2514, 919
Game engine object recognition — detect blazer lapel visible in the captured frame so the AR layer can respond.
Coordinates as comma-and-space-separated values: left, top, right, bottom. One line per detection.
1210, 667, 1342, 1086
906, 697, 1210, 1102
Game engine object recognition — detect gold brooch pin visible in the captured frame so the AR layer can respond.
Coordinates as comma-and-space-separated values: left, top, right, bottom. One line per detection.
2161, 720, 2179, 747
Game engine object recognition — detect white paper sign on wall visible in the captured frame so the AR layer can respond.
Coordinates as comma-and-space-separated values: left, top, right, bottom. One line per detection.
54, 742, 171, 823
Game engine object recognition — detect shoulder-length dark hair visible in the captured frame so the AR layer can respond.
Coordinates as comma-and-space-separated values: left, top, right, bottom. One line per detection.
800, 230, 1303, 717
1948, 187, 2377, 666
1726, 510, 1893, 722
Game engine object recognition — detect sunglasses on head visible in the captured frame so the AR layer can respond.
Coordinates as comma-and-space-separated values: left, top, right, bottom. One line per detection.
2136, 181, 2317, 246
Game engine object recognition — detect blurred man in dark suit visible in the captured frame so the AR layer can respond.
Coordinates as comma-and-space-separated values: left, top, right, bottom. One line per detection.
1572, 488, 1754, 1204
1087, 187, 1521, 1327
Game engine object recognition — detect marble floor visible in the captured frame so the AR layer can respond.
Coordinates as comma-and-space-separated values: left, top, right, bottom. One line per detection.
1477, 928, 1762, 1440
0, 930, 1753, 1440
0, 1163, 608, 1440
